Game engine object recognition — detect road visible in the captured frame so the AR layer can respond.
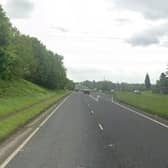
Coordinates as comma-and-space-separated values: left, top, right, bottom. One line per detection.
4, 92, 168, 168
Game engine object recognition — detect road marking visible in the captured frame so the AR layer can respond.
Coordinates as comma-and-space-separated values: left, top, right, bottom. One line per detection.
98, 123, 104, 131
108, 144, 115, 148
112, 96, 114, 103
90, 110, 94, 115
77, 166, 86, 168
114, 102, 168, 129
89, 95, 98, 102
0, 95, 70, 168
97, 95, 100, 101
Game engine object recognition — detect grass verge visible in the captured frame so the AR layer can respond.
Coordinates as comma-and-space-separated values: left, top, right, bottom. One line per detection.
0, 79, 70, 143
0, 80, 58, 118
115, 91, 168, 120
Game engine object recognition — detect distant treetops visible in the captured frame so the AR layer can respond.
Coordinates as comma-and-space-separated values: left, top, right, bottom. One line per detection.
156, 71, 168, 94
145, 70, 168, 94
145, 73, 151, 89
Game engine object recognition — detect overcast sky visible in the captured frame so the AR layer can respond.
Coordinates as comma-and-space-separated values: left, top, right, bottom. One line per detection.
1, 0, 168, 83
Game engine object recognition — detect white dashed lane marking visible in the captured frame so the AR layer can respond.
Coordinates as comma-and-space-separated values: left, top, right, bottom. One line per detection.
98, 123, 104, 131
90, 110, 94, 115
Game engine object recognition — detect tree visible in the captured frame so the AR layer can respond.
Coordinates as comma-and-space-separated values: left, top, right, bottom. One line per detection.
81, 80, 116, 91
65, 79, 74, 90
0, 5, 12, 47
157, 73, 168, 94
145, 73, 151, 89
0, 5, 71, 89
160, 73, 167, 84
0, 5, 14, 79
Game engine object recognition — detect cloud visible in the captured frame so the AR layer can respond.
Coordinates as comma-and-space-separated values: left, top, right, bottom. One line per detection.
110, 0, 168, 46
6, 0, 34, 19
56, 27, 68, 33
51, 26, 69, 33
112, 0, 168, 20
127, 23, 168, 46
114, 18, 132, 24
67, 64, 161, 83
127, 34, 159, 46
68, 67, 115, 82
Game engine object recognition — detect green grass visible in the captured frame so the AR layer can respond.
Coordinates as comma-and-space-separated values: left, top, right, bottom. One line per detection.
0, 79, 60, 118
0, 79, 70, 142
115, 91, 168, 119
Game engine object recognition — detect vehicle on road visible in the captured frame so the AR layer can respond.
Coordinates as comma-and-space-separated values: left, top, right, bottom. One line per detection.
133, 90, 141, 94
82, 89, 90, 95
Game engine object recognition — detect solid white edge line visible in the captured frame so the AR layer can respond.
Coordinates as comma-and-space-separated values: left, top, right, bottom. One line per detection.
0, 95, 70, 168
113, 102, 168, 129
98, 123, 104, 131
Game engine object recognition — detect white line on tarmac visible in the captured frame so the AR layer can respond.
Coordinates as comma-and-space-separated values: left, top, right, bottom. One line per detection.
89, 95, 98, 102
108, 144, 115, 148
112, 96, 114, 103
0, 95, 70, 168
114, 102, 168, 129
90, 110, 94, 115
98, 123, 104, 131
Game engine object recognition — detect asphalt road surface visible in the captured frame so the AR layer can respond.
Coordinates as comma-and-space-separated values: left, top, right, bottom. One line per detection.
5, 92, 168, 168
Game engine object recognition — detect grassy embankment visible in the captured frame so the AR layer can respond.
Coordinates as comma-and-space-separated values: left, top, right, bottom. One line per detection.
115, 91, 168, 120
0, 79, 69, 142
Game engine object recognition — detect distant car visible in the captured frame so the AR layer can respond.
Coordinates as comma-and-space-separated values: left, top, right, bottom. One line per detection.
133, 90, 141, 94
83, 89, 90, 95
110, 89, 115, 93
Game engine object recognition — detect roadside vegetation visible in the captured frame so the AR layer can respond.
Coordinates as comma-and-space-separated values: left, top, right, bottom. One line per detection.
0, 79, 67, 118
0, 79, 70, 142
81, 68, 168, 121
0, 6, 73, 142
115, 91, 168, 120
114, 69, 168, 120
0, 5, 75, 89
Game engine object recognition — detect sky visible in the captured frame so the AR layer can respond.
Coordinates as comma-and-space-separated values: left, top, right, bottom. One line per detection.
1, 0, 168, 83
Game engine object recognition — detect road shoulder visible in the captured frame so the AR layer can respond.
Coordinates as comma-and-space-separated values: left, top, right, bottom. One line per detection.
0, 95, 70, 166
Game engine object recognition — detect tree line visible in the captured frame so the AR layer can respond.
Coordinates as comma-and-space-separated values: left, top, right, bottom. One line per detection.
80, 70, 168, 94
0, 5, 74, 89
145, 67, 168, 94
79, 80, 146, 92
154, 68, 168, 94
